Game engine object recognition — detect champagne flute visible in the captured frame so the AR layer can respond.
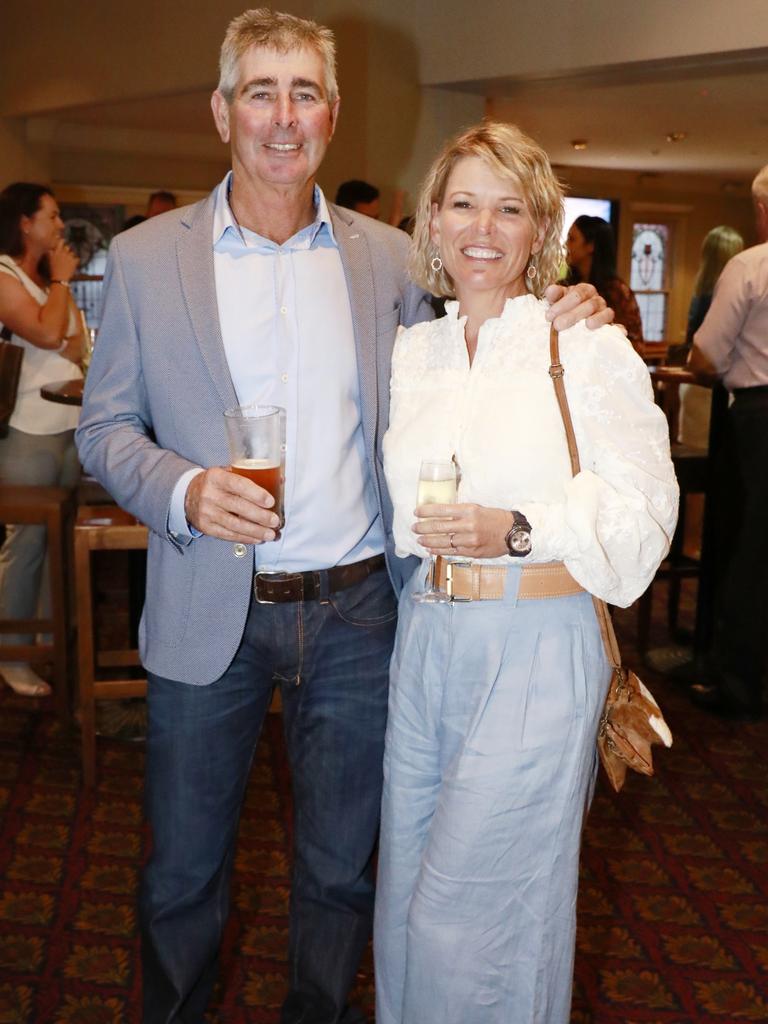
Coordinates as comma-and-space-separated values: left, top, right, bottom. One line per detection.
412, 458, 457, 604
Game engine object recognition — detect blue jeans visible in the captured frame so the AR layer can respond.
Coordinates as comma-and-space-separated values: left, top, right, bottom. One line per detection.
140, 566, 397, 1024
0, 426, 79, 646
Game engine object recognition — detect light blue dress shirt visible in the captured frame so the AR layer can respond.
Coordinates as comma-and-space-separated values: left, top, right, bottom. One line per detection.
169, 173, 385, 572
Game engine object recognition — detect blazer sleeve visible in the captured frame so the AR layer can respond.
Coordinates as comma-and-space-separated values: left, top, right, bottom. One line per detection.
75, 237, 200, 543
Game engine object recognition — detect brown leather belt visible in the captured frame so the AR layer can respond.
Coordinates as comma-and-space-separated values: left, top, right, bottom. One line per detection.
254, 554, 386, 604
434, 557, 584, 602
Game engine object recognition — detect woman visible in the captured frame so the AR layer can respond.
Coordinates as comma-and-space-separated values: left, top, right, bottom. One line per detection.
686, 224, 744, 345
376, 123, 677, 1024
0, 183, 82, 697
679, 226, 744, 448
566, 213, 645, 349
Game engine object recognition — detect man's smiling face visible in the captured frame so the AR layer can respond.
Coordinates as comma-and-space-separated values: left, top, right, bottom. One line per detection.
212, 44, 339, 192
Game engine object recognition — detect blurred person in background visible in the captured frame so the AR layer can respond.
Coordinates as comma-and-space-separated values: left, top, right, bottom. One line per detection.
687, 225, 745, 343
335, 179, 382, 218
336, 178, 405, 227
566, 213, 645, 350
679, 225, 744, 449
0, 183, 82, 698
146, 190, 177, 218
689, 165, 768, 720
121, 190, 178, 232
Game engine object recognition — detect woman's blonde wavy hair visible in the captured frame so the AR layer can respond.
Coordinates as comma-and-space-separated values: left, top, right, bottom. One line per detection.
692, 225, 744, 298
409, 121, 565, 300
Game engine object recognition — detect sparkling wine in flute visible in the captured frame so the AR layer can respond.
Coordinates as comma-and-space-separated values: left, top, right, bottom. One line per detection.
417, 476, 457, 506
412, 457, 457, 604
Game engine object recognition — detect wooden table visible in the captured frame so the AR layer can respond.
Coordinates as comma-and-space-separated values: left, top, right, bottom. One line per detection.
649, 365, 729, 663
40, 379, 84, 406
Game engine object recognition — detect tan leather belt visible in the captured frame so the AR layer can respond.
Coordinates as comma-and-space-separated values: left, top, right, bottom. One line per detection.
254, 554, 385, 604
434, 557, 584, 602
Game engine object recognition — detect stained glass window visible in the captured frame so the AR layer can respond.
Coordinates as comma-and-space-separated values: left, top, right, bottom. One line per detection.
630, 223, 670, 341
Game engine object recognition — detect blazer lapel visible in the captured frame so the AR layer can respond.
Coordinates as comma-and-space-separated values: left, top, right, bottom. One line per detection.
332, 206, 379, 457
176, 193, 238, 410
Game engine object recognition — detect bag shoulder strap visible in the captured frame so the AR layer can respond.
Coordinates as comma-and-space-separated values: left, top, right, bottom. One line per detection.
548, 326, 581, 476
548, 325, 622, 669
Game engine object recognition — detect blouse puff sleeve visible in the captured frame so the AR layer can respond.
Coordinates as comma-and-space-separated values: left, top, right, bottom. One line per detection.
516, 325, 679, 608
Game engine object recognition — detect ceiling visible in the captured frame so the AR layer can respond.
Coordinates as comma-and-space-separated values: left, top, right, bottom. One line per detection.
486, 60, 768, 179
48, 56, 768, 181
53, 89, 217, 135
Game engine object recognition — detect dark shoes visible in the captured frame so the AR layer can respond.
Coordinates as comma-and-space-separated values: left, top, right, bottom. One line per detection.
690, 683, 762, 721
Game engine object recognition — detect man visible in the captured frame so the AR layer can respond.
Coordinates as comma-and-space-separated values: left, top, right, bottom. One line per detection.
146, 189, 178, 218
122, 191, 178, 232
76, 9, 609, 1023
335, 179, 382, 219
689, 163, 768, 720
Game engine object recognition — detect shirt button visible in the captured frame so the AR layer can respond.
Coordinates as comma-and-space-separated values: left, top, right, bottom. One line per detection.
280, 306, 288, 315
281, 373, 288, 383
233, 543, 247, 558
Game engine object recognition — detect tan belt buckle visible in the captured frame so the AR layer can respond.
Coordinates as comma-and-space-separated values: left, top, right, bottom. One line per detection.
445, 560, 472, 602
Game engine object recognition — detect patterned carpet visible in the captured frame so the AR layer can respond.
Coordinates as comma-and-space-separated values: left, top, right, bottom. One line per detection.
1, 596, 768, 1022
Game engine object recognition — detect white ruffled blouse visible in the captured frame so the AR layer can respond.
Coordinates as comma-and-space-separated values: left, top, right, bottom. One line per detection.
383, 294, 678, 607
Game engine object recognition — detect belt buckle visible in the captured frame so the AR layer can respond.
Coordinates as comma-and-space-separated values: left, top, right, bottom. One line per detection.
445, 559, 472, 602
254, 569, 299, 605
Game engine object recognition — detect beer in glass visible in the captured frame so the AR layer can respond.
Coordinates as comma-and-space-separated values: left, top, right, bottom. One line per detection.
224, 404, 285, 526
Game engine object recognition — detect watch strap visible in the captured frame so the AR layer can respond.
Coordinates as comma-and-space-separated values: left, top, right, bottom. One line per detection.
509, 510, 532, 532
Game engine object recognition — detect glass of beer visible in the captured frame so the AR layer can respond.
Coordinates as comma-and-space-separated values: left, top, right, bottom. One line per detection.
224, 404, 285, 526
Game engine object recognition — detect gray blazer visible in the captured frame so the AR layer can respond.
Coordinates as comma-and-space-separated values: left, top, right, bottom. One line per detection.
76, 191, 431, 684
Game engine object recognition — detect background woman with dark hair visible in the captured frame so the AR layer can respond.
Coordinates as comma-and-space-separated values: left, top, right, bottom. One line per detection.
0, 182, 82, 698
567, 214, 645, 349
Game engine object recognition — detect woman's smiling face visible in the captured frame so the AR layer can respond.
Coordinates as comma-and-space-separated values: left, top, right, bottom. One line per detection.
430, 155, 544, 304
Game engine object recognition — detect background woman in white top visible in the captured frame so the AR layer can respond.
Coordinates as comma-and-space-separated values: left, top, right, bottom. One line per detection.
375, 123, 678, 1024
0, 183, 82, 698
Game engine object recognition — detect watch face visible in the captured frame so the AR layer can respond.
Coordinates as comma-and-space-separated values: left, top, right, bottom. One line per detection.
510, 530, 532, 553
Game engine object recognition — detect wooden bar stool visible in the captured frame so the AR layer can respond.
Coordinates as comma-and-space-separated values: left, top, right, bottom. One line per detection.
638, 366, 711, 657
74, 505, 148, 786
0, 485, 74, 717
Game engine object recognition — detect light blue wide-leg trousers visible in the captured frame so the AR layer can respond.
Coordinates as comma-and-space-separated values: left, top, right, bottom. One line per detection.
375, 564, 611, 1024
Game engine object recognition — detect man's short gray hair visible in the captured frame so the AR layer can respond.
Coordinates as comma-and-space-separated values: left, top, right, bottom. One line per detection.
217, 8, 338, 106
752, 164, 768, 205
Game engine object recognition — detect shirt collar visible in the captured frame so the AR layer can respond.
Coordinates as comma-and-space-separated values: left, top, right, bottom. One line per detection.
212, 170, 337, 250
444, 293, 540, 324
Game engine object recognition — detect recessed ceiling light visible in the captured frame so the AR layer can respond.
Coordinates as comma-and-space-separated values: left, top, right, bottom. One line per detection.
666, 131, 688, 143
570, 139, 588, 150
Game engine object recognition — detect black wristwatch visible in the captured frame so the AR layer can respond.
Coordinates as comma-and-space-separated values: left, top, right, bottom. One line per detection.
505, 510, 532, 557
